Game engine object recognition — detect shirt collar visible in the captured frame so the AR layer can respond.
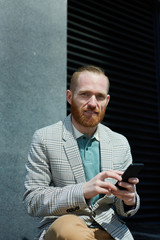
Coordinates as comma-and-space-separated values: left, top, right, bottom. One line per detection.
72, 124, 100, 141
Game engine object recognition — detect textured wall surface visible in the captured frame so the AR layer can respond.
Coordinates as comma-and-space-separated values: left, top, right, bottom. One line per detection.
0, 1, 67, 239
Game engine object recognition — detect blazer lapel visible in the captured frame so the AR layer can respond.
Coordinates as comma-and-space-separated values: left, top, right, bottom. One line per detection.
63, 115, 86, 183
99, 124, 113, 172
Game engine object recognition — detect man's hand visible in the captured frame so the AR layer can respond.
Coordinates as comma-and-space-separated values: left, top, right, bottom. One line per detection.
83, 170, 123, 200
112, 177, 139, 206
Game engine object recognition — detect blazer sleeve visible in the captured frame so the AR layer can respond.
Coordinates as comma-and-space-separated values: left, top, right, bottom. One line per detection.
23, 130, 88, 217
114, 137, 140, 217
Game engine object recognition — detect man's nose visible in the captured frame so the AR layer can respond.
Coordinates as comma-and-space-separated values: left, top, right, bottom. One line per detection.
88, 95, 97, 107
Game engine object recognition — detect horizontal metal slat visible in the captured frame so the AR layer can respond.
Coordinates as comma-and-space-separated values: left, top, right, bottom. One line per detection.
68, 14, 154, 49
68, 37, 155, 68
110, 0, 153, 17
68, 26, 154, 56
69, 6, 154, 40
107, 107, 158, 123
106, 114, 158, 129
70, 0, 153, 23
108, 72, 156, 88
68, 56, 155, 82
112, 124, 158, 137
105, 123, 159, 136
68, 34, 155, 62
68, 43, 155, 74
108, 105, 157, 120
110, 93, 157, 108
114, 0, 153, 16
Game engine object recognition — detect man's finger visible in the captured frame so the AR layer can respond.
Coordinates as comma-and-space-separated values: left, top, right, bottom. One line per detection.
99, 170, 123, 182
128, 177, 139, 184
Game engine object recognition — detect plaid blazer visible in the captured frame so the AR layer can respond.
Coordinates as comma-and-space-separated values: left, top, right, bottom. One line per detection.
24, 114, 140, 240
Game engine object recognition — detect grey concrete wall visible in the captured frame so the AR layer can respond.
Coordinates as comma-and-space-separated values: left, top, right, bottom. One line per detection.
0, 1, 67, 239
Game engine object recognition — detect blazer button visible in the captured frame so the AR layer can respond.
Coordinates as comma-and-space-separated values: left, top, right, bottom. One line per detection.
66, 206, 80, 213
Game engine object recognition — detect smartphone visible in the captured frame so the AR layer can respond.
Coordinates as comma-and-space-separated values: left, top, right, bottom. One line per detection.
115, 163, 144, 190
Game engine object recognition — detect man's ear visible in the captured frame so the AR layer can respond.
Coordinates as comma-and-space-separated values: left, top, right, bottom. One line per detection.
106, 94, 110, 106
66, 90, 72, 105
105, 94, 110, 108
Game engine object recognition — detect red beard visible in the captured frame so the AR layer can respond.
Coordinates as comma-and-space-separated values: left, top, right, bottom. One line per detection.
71, 98, 106, 127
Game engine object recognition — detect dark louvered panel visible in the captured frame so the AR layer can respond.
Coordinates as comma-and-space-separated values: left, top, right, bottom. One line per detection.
67, 0, 160, 230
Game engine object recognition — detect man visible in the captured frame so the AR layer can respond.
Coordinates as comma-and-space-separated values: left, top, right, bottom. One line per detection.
23, 65, 140, 240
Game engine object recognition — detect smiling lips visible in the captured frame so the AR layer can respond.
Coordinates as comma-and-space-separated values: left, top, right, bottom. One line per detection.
84, 110, 99, 116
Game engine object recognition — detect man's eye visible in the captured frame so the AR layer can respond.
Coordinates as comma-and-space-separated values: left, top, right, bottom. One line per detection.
81, 92, 88, 96
97, 95, 105, 100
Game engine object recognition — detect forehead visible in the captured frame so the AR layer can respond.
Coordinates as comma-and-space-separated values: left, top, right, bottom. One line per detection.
76, 71, 108, 92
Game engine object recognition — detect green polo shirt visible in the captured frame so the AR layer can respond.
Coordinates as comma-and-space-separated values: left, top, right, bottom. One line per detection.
72, 125, 101, 206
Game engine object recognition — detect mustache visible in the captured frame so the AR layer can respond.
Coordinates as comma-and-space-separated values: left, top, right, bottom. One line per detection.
83, 107, 99, 114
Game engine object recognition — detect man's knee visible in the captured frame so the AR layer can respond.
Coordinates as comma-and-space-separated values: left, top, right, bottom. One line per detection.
44, 215, 94, 240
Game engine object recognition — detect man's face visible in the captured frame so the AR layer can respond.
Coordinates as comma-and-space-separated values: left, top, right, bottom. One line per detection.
67, 71, 110, 128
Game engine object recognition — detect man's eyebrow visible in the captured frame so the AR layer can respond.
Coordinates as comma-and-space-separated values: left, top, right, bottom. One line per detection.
78, 90, 107, 96
79, 89, 106, 93
78, 90, 90, 93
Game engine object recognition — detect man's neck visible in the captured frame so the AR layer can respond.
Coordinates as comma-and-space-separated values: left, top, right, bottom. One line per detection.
71, 116, 97, 138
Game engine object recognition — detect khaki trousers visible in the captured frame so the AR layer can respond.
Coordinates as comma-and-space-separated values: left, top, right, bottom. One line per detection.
44, 215, 114, 240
